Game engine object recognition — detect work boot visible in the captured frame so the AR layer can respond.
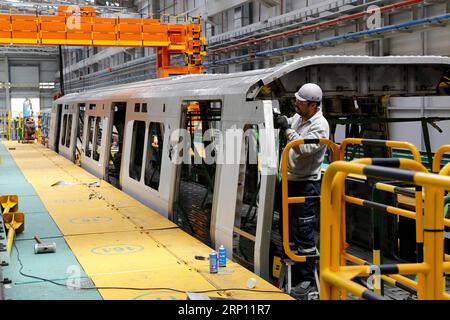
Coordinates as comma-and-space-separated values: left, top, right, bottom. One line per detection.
290, 281, 318, 300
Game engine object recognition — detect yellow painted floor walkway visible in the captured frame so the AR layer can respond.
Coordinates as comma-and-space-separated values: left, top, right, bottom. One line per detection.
3, 141, 291, 300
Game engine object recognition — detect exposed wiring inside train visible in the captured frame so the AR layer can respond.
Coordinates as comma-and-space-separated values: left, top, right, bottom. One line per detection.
174, 100, 222, 246
107, 103, 126, 188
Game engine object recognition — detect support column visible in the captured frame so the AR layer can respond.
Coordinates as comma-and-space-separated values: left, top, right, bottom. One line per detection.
381, 11, 390, 56
4, 56, 10, 113
59, 46, 65, 96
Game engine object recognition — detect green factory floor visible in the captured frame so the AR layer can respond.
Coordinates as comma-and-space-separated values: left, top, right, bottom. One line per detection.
0, 142, 102, 300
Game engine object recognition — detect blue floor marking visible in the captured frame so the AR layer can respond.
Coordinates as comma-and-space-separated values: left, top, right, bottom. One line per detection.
0, 142, 102, 300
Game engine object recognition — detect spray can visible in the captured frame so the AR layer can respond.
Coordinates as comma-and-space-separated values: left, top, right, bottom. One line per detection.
209, 251, 218, 273
218, 245, 227, 267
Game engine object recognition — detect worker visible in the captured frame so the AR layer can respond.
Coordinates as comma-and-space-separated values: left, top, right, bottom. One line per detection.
275, 83, 330, 299
22, 98, 33, 120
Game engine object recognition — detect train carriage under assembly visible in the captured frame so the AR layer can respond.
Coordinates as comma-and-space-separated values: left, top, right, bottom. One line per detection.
48, 55, 450, 282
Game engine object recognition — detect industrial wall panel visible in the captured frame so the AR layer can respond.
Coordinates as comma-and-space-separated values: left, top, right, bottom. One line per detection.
320, 29, 337, 39
427, 3, 448, 16
40, 71, 57, 83
40, 60, 57, 69
426, 28, 450, 56
389, 33, 422, 55
10, 66, 39, 85
10, 91, 40, 97
42, 97, 54, 111
389, 11, 413, 25
207, 0, 252, 17
424, 109, 450, 152
292, 0, 308, 11
387, 109, 424, 151
388, 97, 450, 152
338, 24, 357, 35
295, 42, 367, 57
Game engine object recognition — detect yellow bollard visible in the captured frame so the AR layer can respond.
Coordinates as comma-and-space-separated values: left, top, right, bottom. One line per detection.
3, 212, 25, 254
0, 195, 18, 214
36, 112, 42, 144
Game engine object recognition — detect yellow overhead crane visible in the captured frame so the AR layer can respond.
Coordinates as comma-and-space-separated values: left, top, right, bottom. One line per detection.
0, 5, 206, 78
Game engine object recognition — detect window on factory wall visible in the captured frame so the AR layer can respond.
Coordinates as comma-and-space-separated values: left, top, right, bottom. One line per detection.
144, 122, 164, 190
234, 3, 253, 29
129, 120, 146, 182
61, 114, 67, 146
66, 114, 73, 148
234, 6, 243, 29
93, 117, 103, 162
86, 116, 95, 157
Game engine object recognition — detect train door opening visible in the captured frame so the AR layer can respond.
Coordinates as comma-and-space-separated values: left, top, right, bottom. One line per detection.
75, 103, 85, 165
233, 124, 261, 270
54, 104, 62, 153
173, 100, 222, 246
107, 102, 126, 188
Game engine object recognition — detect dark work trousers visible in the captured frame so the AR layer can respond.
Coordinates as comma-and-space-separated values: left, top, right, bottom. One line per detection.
275, 179, 320, 284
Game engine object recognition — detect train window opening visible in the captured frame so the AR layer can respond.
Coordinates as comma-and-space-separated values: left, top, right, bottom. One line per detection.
144, 122, 164, 190
174, 100, 222, 246
61, 114, 67, 146
129, 120, 146, 182
66, 114, 73, 148
107, 102, 126, 188
86, 116, 95, 158
93, 117, 102, 162
233, 124, 260, 270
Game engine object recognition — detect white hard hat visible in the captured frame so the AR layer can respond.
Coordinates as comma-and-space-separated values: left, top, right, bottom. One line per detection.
295, 83, 322, 102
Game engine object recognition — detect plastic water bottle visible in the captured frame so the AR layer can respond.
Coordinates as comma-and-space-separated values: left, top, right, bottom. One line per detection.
209, 251, 218, 273
218, 245, 227, 267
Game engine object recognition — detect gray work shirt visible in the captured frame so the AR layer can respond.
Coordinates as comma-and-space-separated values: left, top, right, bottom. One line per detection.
284, 110, 330, 181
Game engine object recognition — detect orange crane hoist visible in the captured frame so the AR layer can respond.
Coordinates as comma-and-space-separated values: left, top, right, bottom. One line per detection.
0, 6, 206, 78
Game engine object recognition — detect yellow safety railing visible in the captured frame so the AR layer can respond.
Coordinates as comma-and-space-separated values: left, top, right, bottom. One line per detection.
340, 138, 422, 164
36, 112, 42, 144
6, 111, 11, 141
18, 112, 22, 142
433, 145, 450, 175
280, 138, 340, 262
0, 112, 5, 140
435, 146, 450, 263
0, 112, 4, 138
320, 160, 450, 300
344, 158, 428, 296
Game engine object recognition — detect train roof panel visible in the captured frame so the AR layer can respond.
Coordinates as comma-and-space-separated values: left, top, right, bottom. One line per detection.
55, 55, 450, 104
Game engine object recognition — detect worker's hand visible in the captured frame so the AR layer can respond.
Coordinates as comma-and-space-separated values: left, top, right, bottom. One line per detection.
275, 115, 290, 131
